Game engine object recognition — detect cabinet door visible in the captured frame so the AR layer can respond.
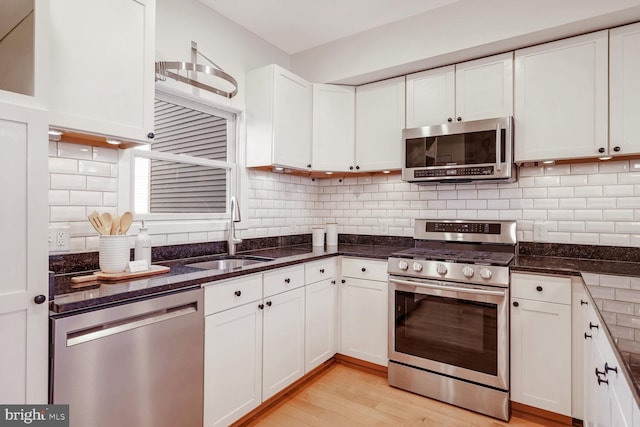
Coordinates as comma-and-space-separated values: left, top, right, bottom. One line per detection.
514, 30, 608, 162
262, 287, 305, 400
204, 303, 263, 427
0, 103, 48, 404
405, 65, 455, 128
610, 22, 640, 156
49, 0, 155, 143
455, 52, 513, 122
305, 279, 336, 373
340, 277, 388, 366
510, 297, 572, 416
355, 76, 405, 171
312, 84, 355, 172
273, 67, 312, 169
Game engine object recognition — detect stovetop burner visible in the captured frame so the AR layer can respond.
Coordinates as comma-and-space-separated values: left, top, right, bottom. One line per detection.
393, 247, 514, 266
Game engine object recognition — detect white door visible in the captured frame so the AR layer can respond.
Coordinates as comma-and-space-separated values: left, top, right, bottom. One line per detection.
304, 278, 336, 373
455, 52, 513, 122
355, 76, 405, 171
273, 67, 312, 170
312, 84, 355, 172
610, 22, 640, 156
510, 297, 572, 416
262, 287, 305, 400
340, 277, 388, 366
0, 102, 48, 403
514, 30, 608, 162
49, 0, 155, 143
405, 65, 455, 128
204, 303, 262, 427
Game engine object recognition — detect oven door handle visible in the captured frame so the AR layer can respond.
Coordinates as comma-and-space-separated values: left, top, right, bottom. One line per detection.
495, 122, 502, 172
389, 277, 507, 297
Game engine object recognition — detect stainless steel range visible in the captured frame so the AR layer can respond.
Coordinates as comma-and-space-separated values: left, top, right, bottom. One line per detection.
387, 219, 516, 421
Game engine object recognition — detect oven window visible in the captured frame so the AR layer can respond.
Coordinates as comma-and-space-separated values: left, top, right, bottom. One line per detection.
394, 290, 498, 375
405, 129, 506, 168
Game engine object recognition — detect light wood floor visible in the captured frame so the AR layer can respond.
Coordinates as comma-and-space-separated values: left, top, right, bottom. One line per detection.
244, 363, 569, 427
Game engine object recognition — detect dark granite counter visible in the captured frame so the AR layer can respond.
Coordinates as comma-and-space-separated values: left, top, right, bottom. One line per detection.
50, 243, 405, 316
512, 244, 640, 407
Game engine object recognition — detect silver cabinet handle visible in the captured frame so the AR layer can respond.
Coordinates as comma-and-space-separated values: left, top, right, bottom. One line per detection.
66, 303, 197, 347
495, 123, 502, 172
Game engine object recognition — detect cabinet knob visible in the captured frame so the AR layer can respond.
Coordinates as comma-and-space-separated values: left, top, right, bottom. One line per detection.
284, 278, 291, 284
589, 322, 599, 330
234, 290, 241, 297
355, 165, 360, 170
605, 363, 618, 374
258, 303, 264, 310
307, 164, 312, 168
361, 267, 366, 272
34, 295, 46, 304
456, 116, 462, 122
536, 285, 543, 292
512, 301, 519, 307
349, 166, 354, 170
147, 132, 155, 139
266, 301, 272, 307
584, 332, 592, 339
331, 280, 336, 285
320, 268, 325, 273
341, 279, 346, 284
613, 146, 621, 152
447, 117, 453, 123
598, 147, 606, 153
581, 300, 588, 305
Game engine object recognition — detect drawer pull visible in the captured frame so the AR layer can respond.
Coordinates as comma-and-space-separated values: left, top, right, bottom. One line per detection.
581, 300, 588, 306
536, 285, 543, 292
320, 268, 325, 273
234, 290, 241, 297
605, 363, 618, 374
361, 267, 367, 272
285, 278, 291, 284
597, 376, 609, 386
584, 333, 592, 339
589, 322, 599, 330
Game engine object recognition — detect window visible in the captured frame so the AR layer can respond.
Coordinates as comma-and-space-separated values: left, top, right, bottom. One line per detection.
131, 90, 237, 220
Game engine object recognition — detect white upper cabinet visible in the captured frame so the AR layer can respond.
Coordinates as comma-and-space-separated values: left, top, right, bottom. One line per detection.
354, 76, 405, 171
610, 22, 640, 157
514, 30, 608, 163
246, 64, 312, 171
48, 0, 155, 143
406, 52, 513, 128
312, 84, 355, 172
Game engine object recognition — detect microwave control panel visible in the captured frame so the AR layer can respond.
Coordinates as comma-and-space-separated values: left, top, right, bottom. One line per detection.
414, 166, 494, 178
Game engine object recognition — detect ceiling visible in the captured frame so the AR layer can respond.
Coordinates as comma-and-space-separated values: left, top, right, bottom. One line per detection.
198, 0, 459, 54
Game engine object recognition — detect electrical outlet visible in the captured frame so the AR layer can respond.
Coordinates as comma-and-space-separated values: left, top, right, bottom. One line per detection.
49, 225, 71, 252
379, 219, 389, 234
533, 222, 548, 241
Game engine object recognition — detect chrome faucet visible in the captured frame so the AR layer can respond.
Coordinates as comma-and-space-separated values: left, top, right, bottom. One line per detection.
228, 196, 242, 255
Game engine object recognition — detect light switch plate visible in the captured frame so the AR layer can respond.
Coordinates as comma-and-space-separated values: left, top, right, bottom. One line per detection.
533, 222, 548, 241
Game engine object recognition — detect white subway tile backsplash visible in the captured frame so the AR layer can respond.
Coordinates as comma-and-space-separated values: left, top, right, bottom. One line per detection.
586, 221, 614, 233
78, 160, 112, 177
599, 160, 629, 173
575, 210, 603, 221
51, 174, 86, 190
86, 176, 117, 192
571, 163, 598, 174
559, 198, 586, 209
522, 188, 547, 198
588, 173, 618, 186
600, 234, 631, 246
519, 166, 544, 177
619, 173, 640, 185
548, 210, 574, 220
534, 176, 561, 187
571, 233, 600, 245
50, 206, 87, 222
544, 164, 571, 175
560, 175, 588, 186
49, 157, 78, 174
69, 191, 103, 206
58, 142, 92, 160
603, 209, 633, 221
49, 190, 69, 205
92, 146, 119, 163
604, 184, 634, 197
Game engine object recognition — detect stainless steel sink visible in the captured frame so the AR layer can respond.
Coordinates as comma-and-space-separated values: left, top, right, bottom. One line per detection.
186, 256, 273, 271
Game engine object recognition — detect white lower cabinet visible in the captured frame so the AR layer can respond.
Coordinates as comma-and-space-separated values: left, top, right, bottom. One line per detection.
510, 273, 572, 416
339, 258, 388, 366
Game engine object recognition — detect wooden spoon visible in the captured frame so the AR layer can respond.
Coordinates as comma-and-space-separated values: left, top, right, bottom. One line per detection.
111, 214, 120, 235
119, 211, 133, 235
88, 210, 105, 235
100, 212, 112, 235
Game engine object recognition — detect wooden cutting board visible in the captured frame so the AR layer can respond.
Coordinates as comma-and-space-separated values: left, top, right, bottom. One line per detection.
71, 265, 170, 283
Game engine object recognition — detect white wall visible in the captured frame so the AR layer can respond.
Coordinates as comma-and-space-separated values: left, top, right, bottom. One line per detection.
290, 0, 640, 85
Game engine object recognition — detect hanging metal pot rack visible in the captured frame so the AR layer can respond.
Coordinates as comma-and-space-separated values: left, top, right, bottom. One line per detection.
155, 41, 238, 98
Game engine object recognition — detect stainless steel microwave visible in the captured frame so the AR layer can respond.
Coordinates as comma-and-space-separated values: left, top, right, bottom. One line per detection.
402, 117, 514, 184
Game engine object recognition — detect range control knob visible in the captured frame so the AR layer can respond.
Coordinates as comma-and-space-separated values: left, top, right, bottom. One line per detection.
436, 263, 448, 275
462, 266, 475, 278
412, 262, 423, 272
398, 260, 409, 271
480, 268, 493, 280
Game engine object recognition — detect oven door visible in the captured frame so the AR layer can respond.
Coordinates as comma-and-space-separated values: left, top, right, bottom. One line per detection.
388, 276, 509, 390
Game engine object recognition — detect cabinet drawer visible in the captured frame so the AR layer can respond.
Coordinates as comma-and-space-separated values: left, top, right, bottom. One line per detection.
264, 265, 305, 297
342, 258, 387, 281
511, 273, 571, 304
204, 274, 263, 316
305, 258, 337, 284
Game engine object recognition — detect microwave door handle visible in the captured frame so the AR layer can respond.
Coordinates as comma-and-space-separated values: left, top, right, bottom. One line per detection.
495, 123, 502, 171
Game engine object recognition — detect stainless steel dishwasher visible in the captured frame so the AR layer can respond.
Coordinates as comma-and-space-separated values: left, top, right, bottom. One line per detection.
50, 288, 204, 427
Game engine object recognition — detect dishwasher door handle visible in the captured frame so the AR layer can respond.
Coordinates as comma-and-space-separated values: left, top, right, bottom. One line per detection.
67, 303, 197, 347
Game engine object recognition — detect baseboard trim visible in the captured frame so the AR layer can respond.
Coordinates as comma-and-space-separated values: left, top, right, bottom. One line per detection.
334, 353, 388, 378
511, 401, 574, 426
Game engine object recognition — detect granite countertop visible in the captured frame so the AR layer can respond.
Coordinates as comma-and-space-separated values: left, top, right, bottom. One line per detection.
512, 252, 640, 406
50, 243, 405, 316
